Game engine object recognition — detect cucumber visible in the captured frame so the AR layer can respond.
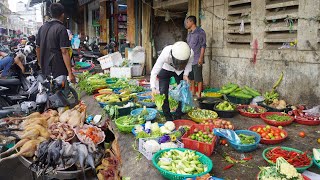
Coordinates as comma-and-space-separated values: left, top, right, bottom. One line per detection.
219, 85, 238, 94
244, 86, 261, 97
232, 92, 252, 99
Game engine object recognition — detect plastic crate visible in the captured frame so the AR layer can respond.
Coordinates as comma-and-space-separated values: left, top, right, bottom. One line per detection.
132, 64, 144, 77
110, 67, 132, 78
98, 52, 123, 69
139, 138, 184, 160
226, 95, 252, 105
181, 124, 218, 156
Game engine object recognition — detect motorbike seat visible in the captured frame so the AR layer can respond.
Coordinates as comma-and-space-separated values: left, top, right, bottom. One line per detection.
0, 78, 21, 86
0, 109, 14, 118
83, 53, 98, 58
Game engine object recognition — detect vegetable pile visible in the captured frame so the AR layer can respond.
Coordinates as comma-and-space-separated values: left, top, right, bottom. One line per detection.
251, 125, 286, 140
216, 101, 236, 111
266, 114, 292, 122
95, 93, 130, 103
258, 157, 303, 180
188, 128, 215, 144
143, 139, 179, 153
110, 79, 145, 93
239, 105, 266, 114
199, 119, 234, 129
77, 72, 109, 94
157, 149, 208, 175
119, 115, 145, 126
218, 83, 261, 99
265, 147, 311, 167
238, 134, 255, 145
103, 102, 136, 119
189, 109, 218, 120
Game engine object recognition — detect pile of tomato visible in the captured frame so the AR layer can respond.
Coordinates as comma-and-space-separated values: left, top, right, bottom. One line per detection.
251, 125, 286, 140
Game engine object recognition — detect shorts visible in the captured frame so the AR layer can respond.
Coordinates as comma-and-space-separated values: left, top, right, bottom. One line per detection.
188, 64, 203, 82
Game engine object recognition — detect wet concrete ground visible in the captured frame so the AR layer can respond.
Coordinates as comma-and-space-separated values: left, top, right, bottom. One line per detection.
1, 93, 320, 180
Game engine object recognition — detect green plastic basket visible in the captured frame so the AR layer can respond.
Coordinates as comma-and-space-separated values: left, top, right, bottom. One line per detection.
115, 116, 145, 133
152, 148, 213, 180
226, 95, 252, 105
262, 146, 313, 173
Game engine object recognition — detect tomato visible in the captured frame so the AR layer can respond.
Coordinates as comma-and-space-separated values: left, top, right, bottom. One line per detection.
275, 136, 281, 139
252, 128, 257, 132
261, 132, 267, 138
274, 132, 280, 137
299, 131, 306, 138
265, 135, 270, 139
220, 139, 227, 145
275, 129, 280, 133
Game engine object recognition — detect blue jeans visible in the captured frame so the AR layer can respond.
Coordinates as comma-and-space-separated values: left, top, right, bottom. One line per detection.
0, 56, 14, 77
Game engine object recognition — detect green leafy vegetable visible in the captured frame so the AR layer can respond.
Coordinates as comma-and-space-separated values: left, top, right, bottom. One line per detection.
155, 94, 166, 110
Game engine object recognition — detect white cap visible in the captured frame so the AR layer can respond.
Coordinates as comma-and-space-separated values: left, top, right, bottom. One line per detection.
171, 41, 191, 61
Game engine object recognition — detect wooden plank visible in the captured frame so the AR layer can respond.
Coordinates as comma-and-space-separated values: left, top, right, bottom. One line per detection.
142, 2, 152, 74
229, 0, 251, 6
127, 0, 135, 46
266, 0, 299, 9
188, 0, 200, 26
99, 1, 108, 43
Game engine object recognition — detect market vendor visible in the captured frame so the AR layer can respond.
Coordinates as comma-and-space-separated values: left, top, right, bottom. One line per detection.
0, 51, 26, 77
151, 41, 194, 121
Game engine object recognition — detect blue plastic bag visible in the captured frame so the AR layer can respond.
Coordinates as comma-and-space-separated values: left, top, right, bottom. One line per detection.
169, 80, 194, 113
213, 128, 241, 144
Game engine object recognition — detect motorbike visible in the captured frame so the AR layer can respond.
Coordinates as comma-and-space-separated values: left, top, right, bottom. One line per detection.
0, 74, 79, 118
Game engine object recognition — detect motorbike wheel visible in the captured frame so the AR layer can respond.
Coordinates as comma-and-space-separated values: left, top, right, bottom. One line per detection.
0, 96, 10, 109
68, 87, 79, 108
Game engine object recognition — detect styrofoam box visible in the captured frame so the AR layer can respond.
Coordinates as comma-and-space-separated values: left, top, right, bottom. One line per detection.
132, 64, 144, 77
98, 52, 123, 70
110, 67, 132, 78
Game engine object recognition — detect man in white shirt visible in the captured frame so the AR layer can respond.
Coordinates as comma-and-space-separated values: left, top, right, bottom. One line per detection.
150, 41, 194, 121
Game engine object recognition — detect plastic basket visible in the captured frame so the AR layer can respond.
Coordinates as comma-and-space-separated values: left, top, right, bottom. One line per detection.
260, 112, 294, 126
257, 102, 291, 113
198, 97, 223, 110
138, 100, 156, 108
228, 130, 260, 153
137, 91, 152, 100
115, 116, 145, 133
226, 95, 252, 105
248, 125, 287, 145
181, 124, 218, 156
188, 109, 218, 123
131, 108, 157, 121
203, 88, 220, 93
139, 138, 184, 160
213, 104, 238, 118
294, 116, 320, 126
262, 146, 313, 172
237, 105, 267, 118
152, 148, 213, 180
173, 119, 197, 130
313, 157, 320, 169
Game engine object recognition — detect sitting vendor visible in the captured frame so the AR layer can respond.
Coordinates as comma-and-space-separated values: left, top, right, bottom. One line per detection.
0, 51, 26, 77
150, 41, 194, 121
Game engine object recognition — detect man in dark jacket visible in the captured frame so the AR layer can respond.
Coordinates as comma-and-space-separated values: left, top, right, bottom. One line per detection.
36, 3, 75, 83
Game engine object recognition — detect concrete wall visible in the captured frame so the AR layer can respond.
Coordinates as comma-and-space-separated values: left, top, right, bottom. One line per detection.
201, 0, 320, 105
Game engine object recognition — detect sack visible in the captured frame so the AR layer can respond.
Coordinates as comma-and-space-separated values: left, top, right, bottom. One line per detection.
36, 83, 47, 104
213, 128, 241, 144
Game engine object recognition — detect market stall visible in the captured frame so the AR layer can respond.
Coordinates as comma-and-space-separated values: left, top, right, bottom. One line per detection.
1, 69, 320, 180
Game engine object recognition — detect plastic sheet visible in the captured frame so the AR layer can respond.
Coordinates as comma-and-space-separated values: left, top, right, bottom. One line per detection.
213, 128, 241, 144
169, 80, 194, 113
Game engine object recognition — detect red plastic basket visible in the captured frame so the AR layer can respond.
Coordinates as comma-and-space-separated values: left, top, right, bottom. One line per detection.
260, 112, 294, 126
248, 125, 287, 145
237, 105, 267, 118
294, 116, 320, 126
181, 124, 217, 156
173, 119, 197, 130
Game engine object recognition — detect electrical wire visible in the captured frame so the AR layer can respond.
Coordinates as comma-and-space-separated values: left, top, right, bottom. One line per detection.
141, 0, 188, 15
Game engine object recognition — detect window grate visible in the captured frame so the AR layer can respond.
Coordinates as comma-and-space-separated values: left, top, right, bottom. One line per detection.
264, 0, 299, 50
227, 0, 252, 48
